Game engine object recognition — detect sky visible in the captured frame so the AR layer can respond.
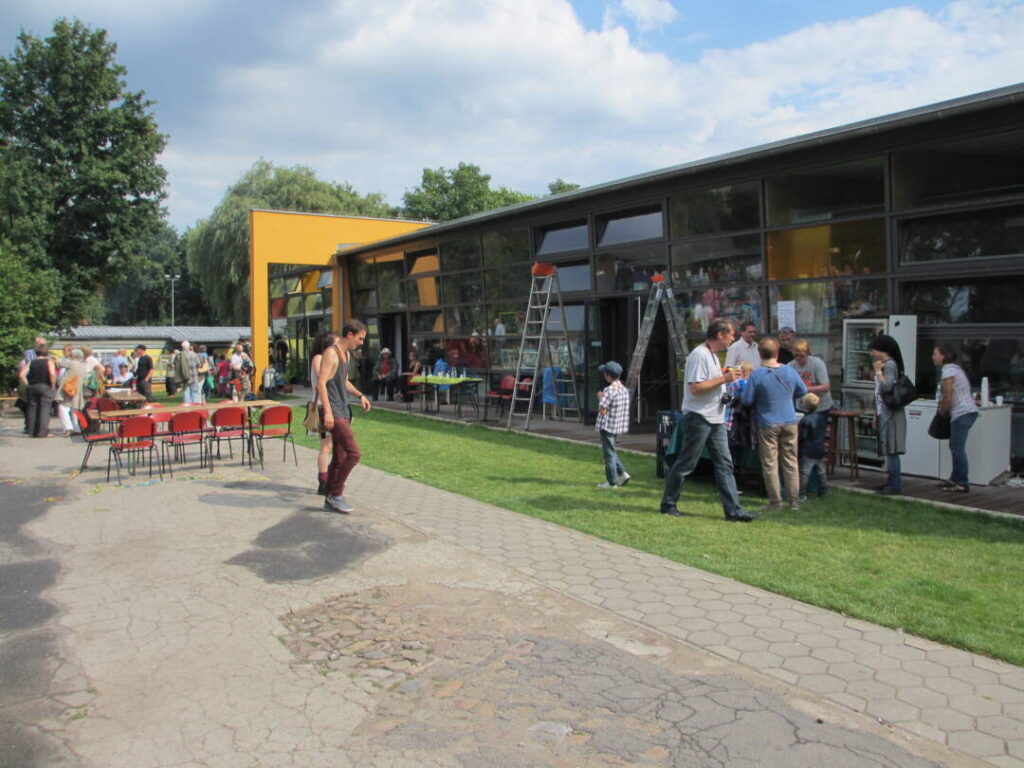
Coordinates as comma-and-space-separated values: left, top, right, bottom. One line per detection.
1, 0, 1022, 232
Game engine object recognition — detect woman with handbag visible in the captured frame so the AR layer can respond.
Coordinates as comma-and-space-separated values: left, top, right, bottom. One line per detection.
308, 331, 339, 495
931, 343, 978, 493
869, 334, 907, 496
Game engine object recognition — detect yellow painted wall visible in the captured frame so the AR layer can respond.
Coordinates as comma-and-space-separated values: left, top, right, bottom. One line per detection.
248, 209, 429, 379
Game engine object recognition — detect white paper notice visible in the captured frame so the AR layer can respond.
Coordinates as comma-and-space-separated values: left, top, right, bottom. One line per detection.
777, 301, 796, 332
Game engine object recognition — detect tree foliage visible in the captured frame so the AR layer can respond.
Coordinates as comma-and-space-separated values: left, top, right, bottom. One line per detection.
0, 242, 60, 390
0, 18, 169, 329
401, 163, 536, 222
547, 178, 581, 195
185, 160, 395, 325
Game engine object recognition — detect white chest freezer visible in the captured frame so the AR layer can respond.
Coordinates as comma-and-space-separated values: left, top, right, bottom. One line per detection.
904, 399, 1012, 485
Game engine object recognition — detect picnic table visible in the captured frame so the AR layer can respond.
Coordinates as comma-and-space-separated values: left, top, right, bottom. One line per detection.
98, 399, 280, 420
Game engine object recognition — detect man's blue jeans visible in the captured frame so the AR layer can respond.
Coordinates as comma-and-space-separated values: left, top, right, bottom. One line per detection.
661, 411, 742, 517
949, 411, 978, 486
183, 381, 203, 404
600, 430, 626, 485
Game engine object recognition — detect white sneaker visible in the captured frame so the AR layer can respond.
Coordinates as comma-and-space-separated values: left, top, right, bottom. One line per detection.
617, 472, 631, 487
325, 495, 354, 513
596, 482, 617, 489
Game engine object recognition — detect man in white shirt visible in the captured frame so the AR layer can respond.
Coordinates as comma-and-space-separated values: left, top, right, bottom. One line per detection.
660, 319, 759, 522
724, 321, 761, 370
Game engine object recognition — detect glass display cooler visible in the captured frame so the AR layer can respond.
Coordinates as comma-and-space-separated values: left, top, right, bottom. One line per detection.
839, 315, 918, 468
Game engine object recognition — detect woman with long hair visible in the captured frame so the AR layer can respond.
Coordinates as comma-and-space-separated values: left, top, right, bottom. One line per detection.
932, 343, 978, 493
310, 330, 339, 495
869, 334, 907, 495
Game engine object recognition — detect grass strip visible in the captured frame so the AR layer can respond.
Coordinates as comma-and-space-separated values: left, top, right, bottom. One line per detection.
294, 406, 1024, 666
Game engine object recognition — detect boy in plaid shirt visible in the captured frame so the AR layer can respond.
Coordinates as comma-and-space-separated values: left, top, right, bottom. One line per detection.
595, 361, 631, 488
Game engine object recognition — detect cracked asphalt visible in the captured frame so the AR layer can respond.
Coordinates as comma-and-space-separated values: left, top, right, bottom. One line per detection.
0, 413, 1013, 767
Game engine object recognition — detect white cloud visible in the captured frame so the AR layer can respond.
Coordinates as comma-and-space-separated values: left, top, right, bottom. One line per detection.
617, 0, 680, 32
161, 0, 1024, 229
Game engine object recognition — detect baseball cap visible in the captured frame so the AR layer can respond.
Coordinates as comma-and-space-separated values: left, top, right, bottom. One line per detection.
598, 361, 623, 378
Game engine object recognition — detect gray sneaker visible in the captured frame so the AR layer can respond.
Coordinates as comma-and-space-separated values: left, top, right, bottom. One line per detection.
325, 495, 354, 513
617, 471, 632, 487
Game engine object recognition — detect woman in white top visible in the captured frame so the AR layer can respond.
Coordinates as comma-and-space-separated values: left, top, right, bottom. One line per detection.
932, 343, 979, 493
309, 331, 339, 495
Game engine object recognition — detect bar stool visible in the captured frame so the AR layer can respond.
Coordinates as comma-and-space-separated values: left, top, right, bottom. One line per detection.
826, 410, 861, 479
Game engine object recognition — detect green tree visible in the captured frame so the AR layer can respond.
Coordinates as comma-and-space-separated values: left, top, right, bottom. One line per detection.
185, 160, 395, 325
0, 18, 169, 328
0, 242, 60, 390
401, 163, 537, 222
547, 178, 581, 195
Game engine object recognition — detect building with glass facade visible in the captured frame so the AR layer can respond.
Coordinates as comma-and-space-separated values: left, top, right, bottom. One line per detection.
334, 85, 1024, 466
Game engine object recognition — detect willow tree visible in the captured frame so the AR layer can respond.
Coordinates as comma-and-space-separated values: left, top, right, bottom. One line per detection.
185, 160, 395, 325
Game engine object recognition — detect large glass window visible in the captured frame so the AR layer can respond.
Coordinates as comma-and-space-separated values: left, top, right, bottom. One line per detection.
485, 264, 532, 301
766, 158, 885, 226
550, 261, 592, 292
407, 249, 440, 275
445, 337, 489, 371
350, 256, 375, 290
376, 254, 405, 309
352, 289, 377, 314
893, 129, 1024, 210
536, 220, 588, 255
767, 219, 885, 280
769, 278, 887, 334
898, 204, 1024, 264
443, 271, 484, 304
679, 286, 763, 334
903, 275, 1024, 324
411, 310, 444, 334
444, 304, 488, 336
483, 229, 530, 266
595, 245, 668, 293
408, 275, 440, 307
596, 206, 662, 246
671, 234, 762, 285
669, 182, 760, 238
441, 236, 482, 271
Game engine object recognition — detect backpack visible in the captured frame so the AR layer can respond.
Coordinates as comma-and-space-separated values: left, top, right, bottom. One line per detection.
241, 356, 255, 375
62, 374, 79, 398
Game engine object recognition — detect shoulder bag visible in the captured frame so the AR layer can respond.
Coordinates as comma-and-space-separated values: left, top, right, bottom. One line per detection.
928, 410, 952, 440
881, 373, 918, 409
303, 398, 323, 433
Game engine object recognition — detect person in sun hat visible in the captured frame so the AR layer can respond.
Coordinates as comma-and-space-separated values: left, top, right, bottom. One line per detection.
595, 360, 631, 489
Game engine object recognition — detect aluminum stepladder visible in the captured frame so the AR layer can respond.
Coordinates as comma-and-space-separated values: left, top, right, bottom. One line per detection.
624, 275, 690, 420
507, 262, 583, 431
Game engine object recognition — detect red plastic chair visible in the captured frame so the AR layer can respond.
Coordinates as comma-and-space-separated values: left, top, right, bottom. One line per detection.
207, 406, 248, 466
71, 409, 116, 470
484, 374, 516, 420
94, 397, 122, 431
160, 411, 208, 476
107, 416, 160, 485
250, 405, 297, 469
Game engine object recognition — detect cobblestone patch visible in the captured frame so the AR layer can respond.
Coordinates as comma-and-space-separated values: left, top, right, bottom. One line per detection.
282, 584, 948, 768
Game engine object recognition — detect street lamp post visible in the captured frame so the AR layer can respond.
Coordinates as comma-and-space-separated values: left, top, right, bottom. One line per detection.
165, 273, 180, 326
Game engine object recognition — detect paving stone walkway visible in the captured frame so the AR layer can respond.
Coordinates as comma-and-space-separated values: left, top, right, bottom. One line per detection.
346, 466, 1024, 768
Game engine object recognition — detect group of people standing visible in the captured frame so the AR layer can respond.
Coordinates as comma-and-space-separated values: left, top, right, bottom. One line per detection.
596, 318, 982, 521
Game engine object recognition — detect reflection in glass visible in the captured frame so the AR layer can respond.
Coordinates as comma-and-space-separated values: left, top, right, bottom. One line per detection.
893, 129, 1024, 209
445, 337, 489, 371
899, 205, 1024, 263
443, 271, 484, 304
353, 289, 377, 314
445, 304, 488, 336
536, 220, 588, 255
904, 276, 1024, 324
671, 234, 762, 285
550, 261, 592, 292
766, 158, 884, 226
767, 219, 885, 280
485, 264, 532, 301
351, 256, 375, 289
914, 337, 1024, 406
411, 337, 444, 368
487, 302, 527, 338
769, 278, 887, 334
304, 292, 323, 314
483, 229, 530, 266
408, 275, 440, 307
286, 295, 303, 317
411, 310, 444, 333
597, 207, 662, 246
594, 245, 668, 293
678, 286, 762, 335
377, 258, 406, 308
441, 236, 482, 271
669, 182, 760, 238
408, 249, 440, 275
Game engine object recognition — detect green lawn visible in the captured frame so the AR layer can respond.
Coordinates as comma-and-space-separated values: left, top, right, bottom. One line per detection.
294, 407, 1024, 666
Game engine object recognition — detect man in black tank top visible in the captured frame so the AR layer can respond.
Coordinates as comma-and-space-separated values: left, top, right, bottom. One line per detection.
316, 320, 372, 513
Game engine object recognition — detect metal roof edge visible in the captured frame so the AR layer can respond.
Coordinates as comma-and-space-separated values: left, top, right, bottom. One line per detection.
250, 208, 434, 225
336, 83, 1024, 258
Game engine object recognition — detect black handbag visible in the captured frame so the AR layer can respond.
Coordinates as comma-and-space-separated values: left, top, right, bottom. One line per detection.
882, 374, 918, 409
928, 410, 952, 440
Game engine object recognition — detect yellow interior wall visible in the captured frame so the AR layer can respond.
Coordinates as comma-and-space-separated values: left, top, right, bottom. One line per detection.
249, 210, 428, 379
